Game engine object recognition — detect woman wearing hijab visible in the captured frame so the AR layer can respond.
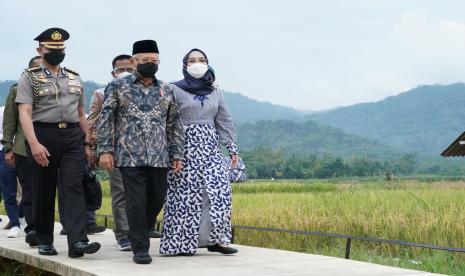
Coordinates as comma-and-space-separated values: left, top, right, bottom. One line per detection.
160, 49, 238, 256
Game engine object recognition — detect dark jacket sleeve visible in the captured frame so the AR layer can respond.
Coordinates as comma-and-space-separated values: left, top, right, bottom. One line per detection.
1, 85, 18, 151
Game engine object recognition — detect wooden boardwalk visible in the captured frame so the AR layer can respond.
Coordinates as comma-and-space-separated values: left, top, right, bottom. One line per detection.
0, 216, 441, 276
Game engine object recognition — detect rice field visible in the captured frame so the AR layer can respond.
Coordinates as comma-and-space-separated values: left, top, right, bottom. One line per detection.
228, 179, 465, 275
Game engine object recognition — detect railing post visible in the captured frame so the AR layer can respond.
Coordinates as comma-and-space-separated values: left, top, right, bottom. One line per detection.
345, 238, 352, 259
231, 227, 236, 244
104, 216, 108, 228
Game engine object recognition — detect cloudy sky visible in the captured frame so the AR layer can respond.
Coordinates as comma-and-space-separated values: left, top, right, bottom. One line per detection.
1, 0, 465, 110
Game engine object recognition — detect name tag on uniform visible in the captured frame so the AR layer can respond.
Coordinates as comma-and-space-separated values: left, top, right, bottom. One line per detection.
39, 89, 50, 95
67, 80, 81, 86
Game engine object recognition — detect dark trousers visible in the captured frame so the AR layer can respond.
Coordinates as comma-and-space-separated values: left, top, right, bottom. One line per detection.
15, 154, 34, 233
120, 167, 168, 254
0, 150, 20, 228
29, 125, 88, 247
57, 172, 96, 227
59, 207, 95, 226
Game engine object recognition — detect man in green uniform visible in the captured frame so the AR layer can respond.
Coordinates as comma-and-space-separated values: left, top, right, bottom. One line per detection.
2, 56, 41, 244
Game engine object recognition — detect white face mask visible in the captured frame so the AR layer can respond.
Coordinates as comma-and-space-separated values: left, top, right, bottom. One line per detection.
116, 71, 131, 79
186, 63, 209, 79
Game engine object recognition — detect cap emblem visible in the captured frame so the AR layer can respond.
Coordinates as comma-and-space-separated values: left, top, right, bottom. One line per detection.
51, 31, 62, 41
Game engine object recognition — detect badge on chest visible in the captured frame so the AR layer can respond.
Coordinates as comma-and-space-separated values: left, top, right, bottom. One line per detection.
68, 80, 83, 95
38, 82, 58, 96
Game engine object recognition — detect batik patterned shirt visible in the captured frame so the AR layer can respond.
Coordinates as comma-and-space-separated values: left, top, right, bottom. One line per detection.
97, 74, 184, 167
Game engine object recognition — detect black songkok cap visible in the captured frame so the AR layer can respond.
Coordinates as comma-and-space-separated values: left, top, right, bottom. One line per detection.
132, 40, 159, 55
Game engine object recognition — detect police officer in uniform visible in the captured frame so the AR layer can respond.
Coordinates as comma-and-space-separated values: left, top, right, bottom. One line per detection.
16, 28, 101, 258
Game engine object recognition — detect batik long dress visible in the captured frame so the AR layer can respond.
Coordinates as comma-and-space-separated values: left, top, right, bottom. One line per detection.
160, 84, 238, 255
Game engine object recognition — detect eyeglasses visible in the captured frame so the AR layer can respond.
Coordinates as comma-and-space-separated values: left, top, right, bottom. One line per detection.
187, 58, 208, 63
113, 67, 135, 74
133, 58, 160, 64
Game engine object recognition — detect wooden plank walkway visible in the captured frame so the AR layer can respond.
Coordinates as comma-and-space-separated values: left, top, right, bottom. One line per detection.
0, 216, 441, 276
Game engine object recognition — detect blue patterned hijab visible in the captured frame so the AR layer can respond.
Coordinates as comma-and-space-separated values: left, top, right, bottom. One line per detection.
173, 48, 216, 96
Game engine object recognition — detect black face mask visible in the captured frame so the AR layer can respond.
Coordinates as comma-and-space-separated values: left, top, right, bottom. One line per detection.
137, 62, 158, 78
43, 51, 65, 66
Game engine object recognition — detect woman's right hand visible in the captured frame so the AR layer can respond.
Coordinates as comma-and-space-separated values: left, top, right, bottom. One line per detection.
31, 142, 50, 167
231, 154, 238, 168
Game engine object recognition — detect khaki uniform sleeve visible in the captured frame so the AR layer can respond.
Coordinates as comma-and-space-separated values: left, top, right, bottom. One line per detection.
78, 76, 85, 107
15, 72, 33, 105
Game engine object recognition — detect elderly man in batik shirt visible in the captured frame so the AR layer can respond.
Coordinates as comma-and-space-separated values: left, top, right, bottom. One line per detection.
97, 39, 184, 264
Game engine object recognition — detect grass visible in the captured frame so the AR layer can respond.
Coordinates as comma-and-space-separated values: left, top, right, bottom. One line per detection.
2, 178, 465, 275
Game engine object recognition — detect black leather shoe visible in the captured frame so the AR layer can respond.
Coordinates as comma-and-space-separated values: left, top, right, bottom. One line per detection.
68, 241, 101, 258
207, 244, 238, 255
148, 229, 161, 238
38, 244, 58, 255
87, 223, 106, 234
25, 231, 38, 247
133, 253, 152, 264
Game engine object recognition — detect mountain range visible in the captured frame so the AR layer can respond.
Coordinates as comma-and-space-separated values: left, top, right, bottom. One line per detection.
236, 120, 402, 160
305, 83, 465, 156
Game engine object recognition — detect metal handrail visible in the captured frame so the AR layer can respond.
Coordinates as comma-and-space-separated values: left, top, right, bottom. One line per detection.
91, 213, 465, 260
230, 225, 465, 259
1, 208, 463, 260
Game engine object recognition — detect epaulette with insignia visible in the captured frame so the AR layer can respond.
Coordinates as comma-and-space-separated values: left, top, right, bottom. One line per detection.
24, 67, 41, 106
25, 66, 41, 72
64, 67, 79, 76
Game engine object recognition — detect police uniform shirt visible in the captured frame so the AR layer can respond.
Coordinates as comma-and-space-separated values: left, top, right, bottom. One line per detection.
15, 64, 84, 123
